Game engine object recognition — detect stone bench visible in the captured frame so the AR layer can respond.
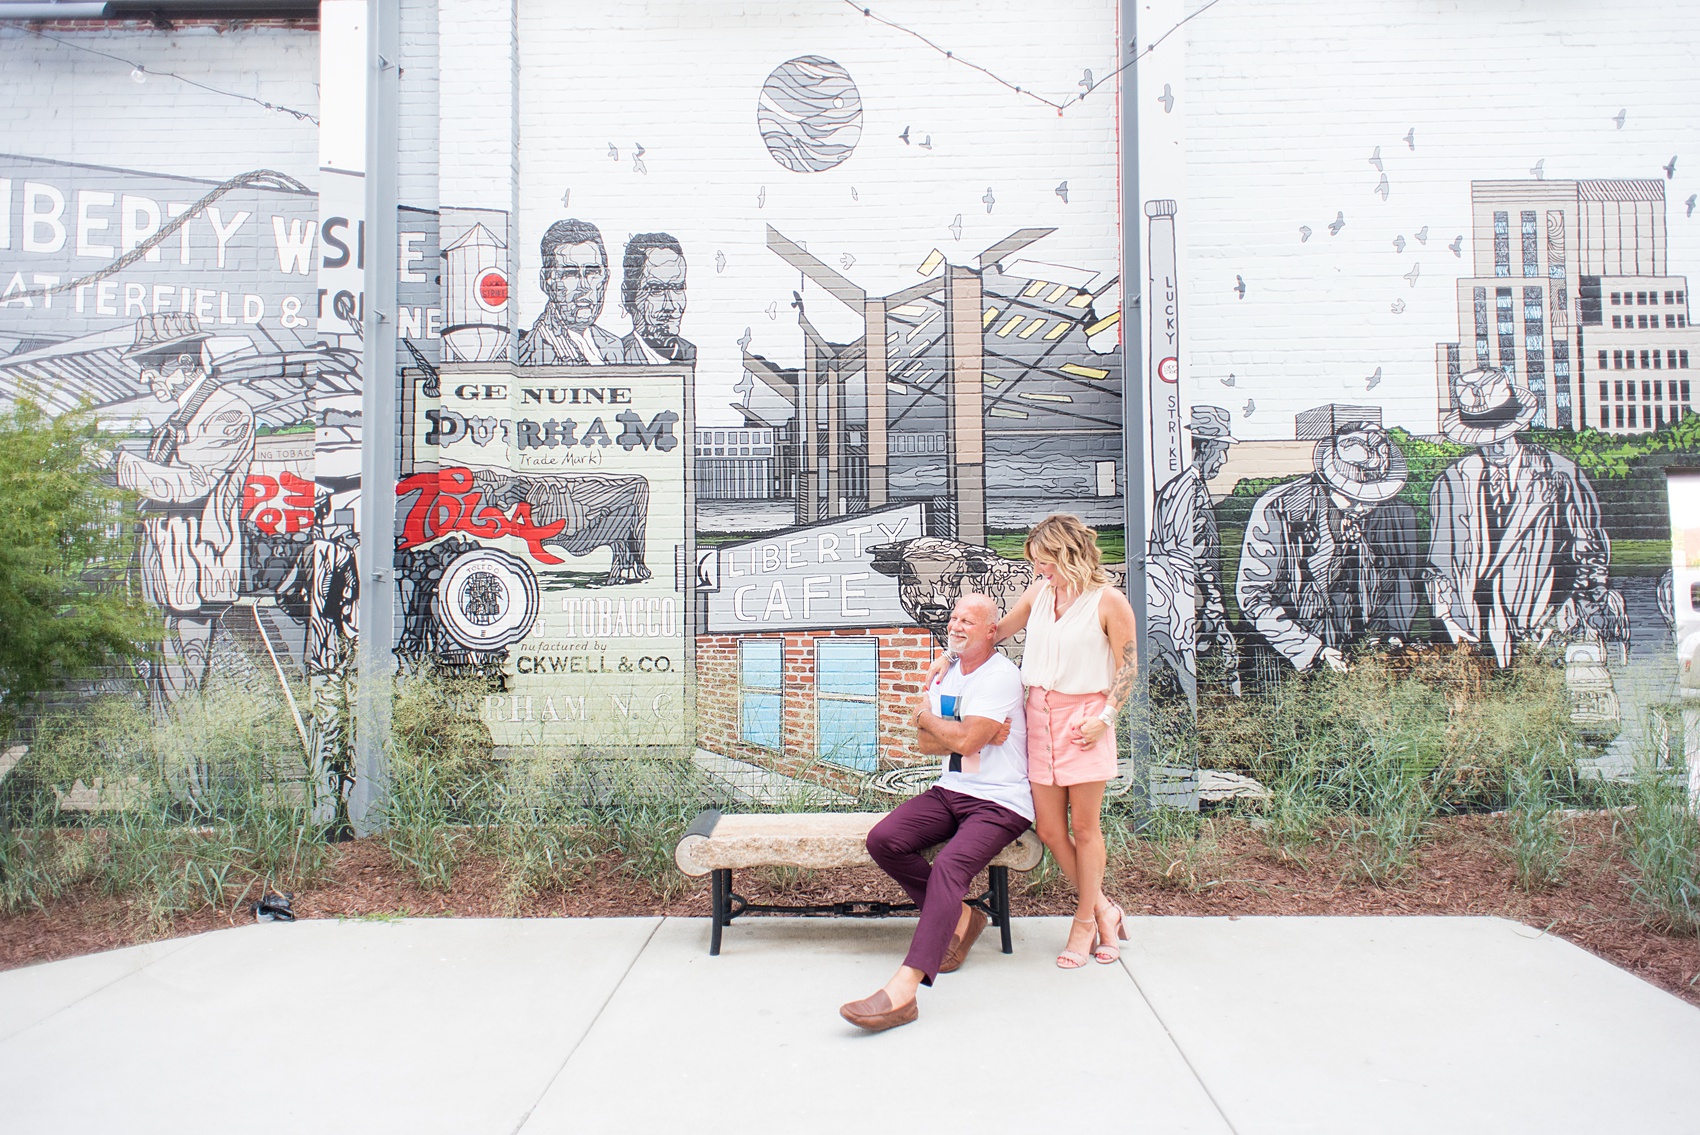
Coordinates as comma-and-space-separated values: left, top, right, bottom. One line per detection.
674, 809, 1045, 955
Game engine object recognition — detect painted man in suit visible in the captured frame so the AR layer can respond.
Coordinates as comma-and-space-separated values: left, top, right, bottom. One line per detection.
112, 313, 256, 705
1147, 405, 1238, 700
619, 232, 695, 365
1427, 367, 1622, 667
1236, 422, 1420, 673
518, 218, 625, 365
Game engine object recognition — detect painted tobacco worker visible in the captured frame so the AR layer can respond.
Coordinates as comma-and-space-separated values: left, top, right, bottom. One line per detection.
1427, 367, 1622, 666
106, 313, 256, 705
518, 218, 625, 365
840, 593, 1031, 1033
1236, 423, 1420, 673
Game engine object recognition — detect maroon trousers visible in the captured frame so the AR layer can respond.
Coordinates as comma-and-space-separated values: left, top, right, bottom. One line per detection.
866, 786, 1031, 984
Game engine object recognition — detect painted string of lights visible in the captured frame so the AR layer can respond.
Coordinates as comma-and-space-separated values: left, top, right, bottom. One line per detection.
845, 0, 1227, 116
9, 27, 321, 125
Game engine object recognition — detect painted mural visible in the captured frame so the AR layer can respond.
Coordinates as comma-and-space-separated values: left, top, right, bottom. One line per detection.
1162, 0, 1700, 776
366, 1, 1130, 806
0, 24, 363, 814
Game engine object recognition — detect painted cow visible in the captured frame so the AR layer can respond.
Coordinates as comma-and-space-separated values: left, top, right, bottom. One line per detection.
473, 469, 653, 585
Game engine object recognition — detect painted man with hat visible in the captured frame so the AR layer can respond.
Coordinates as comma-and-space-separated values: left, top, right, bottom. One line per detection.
1147, 404, 1239, 699
1427, 367, 1618, 667
112, 313, 256, 704
1236, 422, 1420, 672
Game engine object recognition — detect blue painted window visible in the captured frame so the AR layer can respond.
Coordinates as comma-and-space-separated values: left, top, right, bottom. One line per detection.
1494, 211, 1511, 277
740, 639, 783, 750
816, 638, 878, 771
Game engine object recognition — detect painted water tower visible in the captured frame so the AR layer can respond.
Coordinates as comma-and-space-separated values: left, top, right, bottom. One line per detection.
442, 222, 511, 363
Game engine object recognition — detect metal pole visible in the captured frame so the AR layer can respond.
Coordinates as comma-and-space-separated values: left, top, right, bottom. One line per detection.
351, 0, 399, 833
1119, 0, 1151, 816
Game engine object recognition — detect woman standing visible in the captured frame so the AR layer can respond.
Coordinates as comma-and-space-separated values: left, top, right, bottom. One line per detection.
928, 514, 1138, 966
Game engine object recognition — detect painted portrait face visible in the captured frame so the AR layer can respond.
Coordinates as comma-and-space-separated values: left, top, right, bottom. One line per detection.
541, 241, 608, 329
633, 247, 687, 345
138, 352, 198, 402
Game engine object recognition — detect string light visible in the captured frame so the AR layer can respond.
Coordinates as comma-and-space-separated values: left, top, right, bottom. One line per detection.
12, 27, 320, 124
847, 0, 1226, 116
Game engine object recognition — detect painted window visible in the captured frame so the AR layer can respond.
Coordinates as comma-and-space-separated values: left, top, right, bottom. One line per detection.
1600, 406, 1610, 428
740, 639, 783, 750
1493, 212, 1511, 277
1496, 288, 1517, 372
816, 638, 878, 771
1522, 286, 1547, 426
1521, 211, 1539, 277
1473, 288, 1491, 362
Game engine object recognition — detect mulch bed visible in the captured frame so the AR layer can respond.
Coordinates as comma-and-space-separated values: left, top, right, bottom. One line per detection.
3, 813, 1697, 1007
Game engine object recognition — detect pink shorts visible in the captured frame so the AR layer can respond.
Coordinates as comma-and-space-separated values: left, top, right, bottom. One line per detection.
1025, 686, 1117, 787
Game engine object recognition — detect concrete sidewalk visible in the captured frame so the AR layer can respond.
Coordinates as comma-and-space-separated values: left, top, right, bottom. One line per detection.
1, 915, 1696, 1134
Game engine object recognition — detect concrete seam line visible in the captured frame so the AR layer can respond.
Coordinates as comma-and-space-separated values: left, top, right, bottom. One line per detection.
507, 916, 666, 1135
1118, 957, 1244, 1135
0, 936, 197, 1046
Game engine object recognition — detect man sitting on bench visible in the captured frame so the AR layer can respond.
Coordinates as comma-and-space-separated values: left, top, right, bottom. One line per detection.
839, 593, 1032, 1033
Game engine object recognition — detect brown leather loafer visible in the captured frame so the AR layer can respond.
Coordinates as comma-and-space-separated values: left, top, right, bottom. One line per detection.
939, 907, 989, 974
839, 990, 918, 1032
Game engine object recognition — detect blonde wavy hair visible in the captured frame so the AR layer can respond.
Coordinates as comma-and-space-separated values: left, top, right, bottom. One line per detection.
1022, 513, 1112, 595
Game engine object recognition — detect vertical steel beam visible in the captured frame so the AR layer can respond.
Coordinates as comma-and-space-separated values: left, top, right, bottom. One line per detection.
351, 0, 400, 833
1119, 0, 1152, 813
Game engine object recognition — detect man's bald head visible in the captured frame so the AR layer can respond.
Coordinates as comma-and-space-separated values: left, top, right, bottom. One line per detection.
947, 592, 1001, 668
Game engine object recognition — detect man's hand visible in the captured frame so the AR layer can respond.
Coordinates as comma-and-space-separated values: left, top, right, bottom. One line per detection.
1318, 646, 1349, 673
989, 716, 1011, 746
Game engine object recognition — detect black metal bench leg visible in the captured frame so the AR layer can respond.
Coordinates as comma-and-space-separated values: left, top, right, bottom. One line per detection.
710, 869, 729, 956
991, 866, 1013, 954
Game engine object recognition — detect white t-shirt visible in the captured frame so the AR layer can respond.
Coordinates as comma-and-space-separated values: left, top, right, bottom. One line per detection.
930, 653, 1033, 822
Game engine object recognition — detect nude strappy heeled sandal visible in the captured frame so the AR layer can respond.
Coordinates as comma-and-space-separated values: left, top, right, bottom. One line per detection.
1056, 915, 1097, 969
1092, 901, 1129, 964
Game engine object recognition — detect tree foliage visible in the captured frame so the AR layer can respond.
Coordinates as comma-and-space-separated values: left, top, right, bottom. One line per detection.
0, 399, 157, 729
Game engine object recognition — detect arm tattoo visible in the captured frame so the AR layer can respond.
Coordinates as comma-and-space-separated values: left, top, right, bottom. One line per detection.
1106, 639, 1139, 712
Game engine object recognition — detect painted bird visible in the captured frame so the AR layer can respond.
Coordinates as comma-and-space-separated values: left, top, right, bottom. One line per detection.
1391, 300, 1406, 315
1688, 195, 1697, 219
1299, 225, 1313, 242
758, 186, 767, 209
1243, 399, 1256, 417
1375, 174, 1390, 200
1449, 235, 1464, 257
840, 253, 856, 270
1234, 275, 1246, 299
1158, 83, 1175, 113
899, 126, 911, 145
982, 188, 996, 214
1405, 263, 1421, 287
1222, 373, 1236, 387
1367, 367, 1382, 390
765, 302, 778, 320
1404, 127, 1416, 150
1393, 235, 1406, 254
1666, 156, 1678, 179
1080, 69, 1095, 94
1530, 160, 1546, 180
1055, 181, 1069, 204
949, 214, 963, 240
1329, 212, 1346, 236
1369, 146, 1383, 172
737, 327, 752, 352
1415, 226, 1429, 244
607, 143, 618, 160
1614, 109, 1627, 129
715, 251, 727, 273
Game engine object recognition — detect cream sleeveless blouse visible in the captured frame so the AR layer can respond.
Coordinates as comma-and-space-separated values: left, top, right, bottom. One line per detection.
1019, 580, 1118, 694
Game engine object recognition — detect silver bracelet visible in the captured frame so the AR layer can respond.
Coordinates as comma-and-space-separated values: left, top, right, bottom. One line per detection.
1097, 704, 1117, 727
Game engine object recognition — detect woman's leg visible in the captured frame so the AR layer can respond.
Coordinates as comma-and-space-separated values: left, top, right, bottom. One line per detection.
1030, 781, 1079, 887
1065, 780, 1109, 923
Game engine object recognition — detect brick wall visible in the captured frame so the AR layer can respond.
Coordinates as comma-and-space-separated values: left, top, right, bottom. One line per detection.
697, 628, 948, 788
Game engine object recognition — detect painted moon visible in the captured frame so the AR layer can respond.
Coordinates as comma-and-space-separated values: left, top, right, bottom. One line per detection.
757, 56, 862, 173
